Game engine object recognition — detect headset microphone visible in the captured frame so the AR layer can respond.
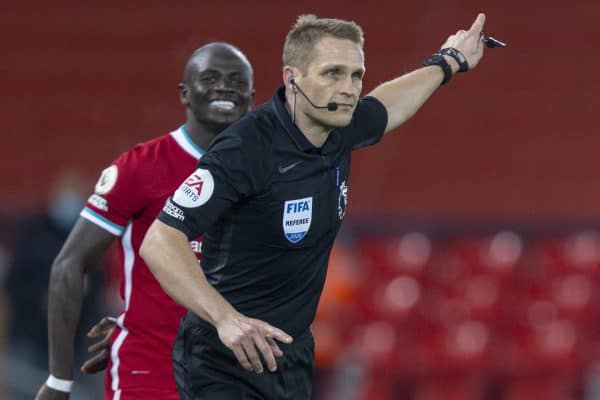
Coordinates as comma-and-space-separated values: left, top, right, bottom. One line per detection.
289, 78, 338, 111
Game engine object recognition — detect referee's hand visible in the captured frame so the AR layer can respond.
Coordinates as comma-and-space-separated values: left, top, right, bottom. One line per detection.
216, 313, 293, 374
440, 13, 486, 71
34, 385, 69, 400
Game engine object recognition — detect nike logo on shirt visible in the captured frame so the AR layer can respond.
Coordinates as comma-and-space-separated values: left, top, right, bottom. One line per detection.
278, 160, 303, 174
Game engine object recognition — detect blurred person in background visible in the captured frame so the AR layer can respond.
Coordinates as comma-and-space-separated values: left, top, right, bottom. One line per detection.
141, 13, 487, 400
4, 169, 106, 399
34, 42, 254, 400
311, 244, 362, 398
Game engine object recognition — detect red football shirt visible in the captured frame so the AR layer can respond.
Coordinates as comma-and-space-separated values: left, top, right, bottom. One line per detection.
81, 126, 203, 397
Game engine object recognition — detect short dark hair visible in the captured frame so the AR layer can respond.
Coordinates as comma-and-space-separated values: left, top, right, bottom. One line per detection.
282, 14, 364, 72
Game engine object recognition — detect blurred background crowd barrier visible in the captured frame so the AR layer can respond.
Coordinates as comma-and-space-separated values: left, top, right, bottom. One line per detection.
2, 0, 599, 399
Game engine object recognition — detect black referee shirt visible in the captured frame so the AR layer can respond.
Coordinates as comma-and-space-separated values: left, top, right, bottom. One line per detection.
158, 86, 388, 337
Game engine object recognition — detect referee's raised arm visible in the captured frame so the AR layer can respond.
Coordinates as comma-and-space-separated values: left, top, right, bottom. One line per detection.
369, 13, 486, 134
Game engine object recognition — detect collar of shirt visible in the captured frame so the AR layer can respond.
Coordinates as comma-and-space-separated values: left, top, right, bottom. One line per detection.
271, 86, 342, 156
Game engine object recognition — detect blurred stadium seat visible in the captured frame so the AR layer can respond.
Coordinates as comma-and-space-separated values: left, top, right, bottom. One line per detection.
315, 230, 598, 399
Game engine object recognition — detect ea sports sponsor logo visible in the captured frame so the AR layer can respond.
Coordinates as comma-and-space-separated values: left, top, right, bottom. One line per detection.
172, 168, 214, 208
282, 197, 312, 243
95, 165, 118, 195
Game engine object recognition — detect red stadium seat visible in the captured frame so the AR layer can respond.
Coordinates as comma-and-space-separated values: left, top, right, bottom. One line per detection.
356, 274, 423, 327
352, 321, 405, 373
528, 231, 600, 279
431, 231, 522, 282
358, 232, 432, 282
496, 319, 582, 378
345, 230, 596, 400
411, 320, 493, 379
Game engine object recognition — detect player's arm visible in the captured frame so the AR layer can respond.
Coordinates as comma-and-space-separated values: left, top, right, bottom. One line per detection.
140, 220, 292, 374
368, 13, 486, 134
35, 218, 115, 400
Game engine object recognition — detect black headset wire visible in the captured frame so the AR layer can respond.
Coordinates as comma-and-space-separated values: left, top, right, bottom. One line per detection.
293, 83, 297, 123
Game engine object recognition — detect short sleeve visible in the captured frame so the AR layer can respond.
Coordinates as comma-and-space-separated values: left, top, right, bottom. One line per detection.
341, 96, 388, 151
80, 149, 147, 236
158, 127, 269, 240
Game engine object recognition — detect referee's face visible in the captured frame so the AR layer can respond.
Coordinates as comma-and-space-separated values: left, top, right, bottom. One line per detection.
297, 36, 364, 129
183, 47, 254, 131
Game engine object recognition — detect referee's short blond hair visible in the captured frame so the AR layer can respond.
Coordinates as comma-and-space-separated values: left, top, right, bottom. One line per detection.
283, 14, 364, 73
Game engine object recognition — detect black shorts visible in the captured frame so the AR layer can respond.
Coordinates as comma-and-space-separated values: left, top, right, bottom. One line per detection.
173, 314, 314, 400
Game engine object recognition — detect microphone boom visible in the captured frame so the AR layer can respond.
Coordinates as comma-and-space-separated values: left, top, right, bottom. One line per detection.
290, 78, 338, 112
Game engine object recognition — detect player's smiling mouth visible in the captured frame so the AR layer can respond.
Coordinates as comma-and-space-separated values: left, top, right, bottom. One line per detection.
209, 99, 237, 110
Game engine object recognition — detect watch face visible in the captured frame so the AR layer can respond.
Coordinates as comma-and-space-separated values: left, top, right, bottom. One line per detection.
442, 48, 468, 71
445, 48, 459, 58
455, 50, 466, 62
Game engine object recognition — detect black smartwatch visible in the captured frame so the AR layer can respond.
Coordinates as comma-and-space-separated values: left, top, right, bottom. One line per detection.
423, 53, 452, 85
440, 47, 469, 72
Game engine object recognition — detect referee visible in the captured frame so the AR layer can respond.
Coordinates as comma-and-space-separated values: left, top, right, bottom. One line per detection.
141, 13, 487, 399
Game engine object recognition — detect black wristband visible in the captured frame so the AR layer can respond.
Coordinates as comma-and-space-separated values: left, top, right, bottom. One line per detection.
440, 47, 469, 72
423, 53, 452, 85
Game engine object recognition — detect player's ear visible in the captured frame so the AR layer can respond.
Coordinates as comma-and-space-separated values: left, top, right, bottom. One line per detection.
247, 89, 256, 113
178, 83, 189, 106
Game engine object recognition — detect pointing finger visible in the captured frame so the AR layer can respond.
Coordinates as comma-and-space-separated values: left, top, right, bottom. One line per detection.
470, 13, 486, 33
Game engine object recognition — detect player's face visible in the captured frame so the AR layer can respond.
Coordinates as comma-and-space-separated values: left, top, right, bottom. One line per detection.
295, 36, 364, 129
184, 49, 253, 130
